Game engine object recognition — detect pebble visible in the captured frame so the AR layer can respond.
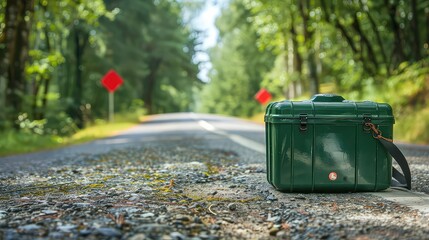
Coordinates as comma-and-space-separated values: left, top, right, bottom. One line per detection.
42, 209, 58, 215
210, 224, 221, 230
175, 215, 191, 221
79, 229, 93, 236
96, 227, 122, 237
170, 231, 186, 240
57, 224, 77, 232
269, 226, 280, 236
0, 210, 7, 219
267, 215, 281, 223
227, 203, 237, 211
18, 224, 42, 232
129, 233, 147, 240
141, 212, 155, 218
266, 195, 278, 201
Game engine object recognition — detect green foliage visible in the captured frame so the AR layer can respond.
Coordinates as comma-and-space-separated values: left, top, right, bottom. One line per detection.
1, 0, 201, 133
15, 112, 78, 137
199, 0, 275, 117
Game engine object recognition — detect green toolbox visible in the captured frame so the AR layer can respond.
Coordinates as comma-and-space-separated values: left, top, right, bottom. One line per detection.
265, 94, 411, 192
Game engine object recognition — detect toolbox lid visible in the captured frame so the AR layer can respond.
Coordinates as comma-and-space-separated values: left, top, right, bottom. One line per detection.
264, 94, 394, 124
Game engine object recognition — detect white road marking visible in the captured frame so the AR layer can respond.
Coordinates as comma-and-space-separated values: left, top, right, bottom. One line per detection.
198, 120, 216, 132
196, 119, 265, 154
370, 189, 429, 214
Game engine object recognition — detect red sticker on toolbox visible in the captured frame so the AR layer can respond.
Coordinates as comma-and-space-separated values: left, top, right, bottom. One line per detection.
329, 172, 337, 181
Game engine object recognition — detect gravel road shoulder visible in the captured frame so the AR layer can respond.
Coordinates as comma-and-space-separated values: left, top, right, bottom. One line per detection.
1, 137, 429, 239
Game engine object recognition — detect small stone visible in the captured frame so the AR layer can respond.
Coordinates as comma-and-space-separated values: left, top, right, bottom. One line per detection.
194, 216, 203, 224
0, 220, 8, 228
96, 227, 122, 237
227, 203, 237, 211
19, 224, 41, 232
170, 231, 186, 240
74, 203, 90, 208
42, 209, 58, 215
267, 215, 281, 223
79, 229, 92, 236
155, 215, 168, 224
276, 230, 288, 237
210, 224, 221, 230
141, 212, 155, 218
129, 233, 147, 240
58, 224, 77, 232
266, 195, 277, 201
0, 210, 7, 219
269, 226, 280, 236
8, 207, 20, 213
175, 215, 191, 221
190, 203, 203, 209
49, 232, 64, 238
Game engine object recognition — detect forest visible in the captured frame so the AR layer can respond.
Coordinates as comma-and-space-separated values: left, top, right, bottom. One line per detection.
0, 0, 428, 153
0, 0, 202, 133
200, 0, 429, 142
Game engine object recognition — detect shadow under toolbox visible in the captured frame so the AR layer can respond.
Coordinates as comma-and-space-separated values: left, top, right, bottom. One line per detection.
265, 94, 411, 192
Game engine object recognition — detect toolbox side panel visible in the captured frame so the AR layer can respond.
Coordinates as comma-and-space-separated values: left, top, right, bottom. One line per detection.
314, 125, 356, 192
355, 127, 378, 191
291, 124, 314, 192
266, 122, 271, 184
271, 123, 292, 191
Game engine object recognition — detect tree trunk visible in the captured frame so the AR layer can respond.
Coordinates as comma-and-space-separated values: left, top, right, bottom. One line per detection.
352, 13, 378, 75
410, 0, 421, 61
143, 58, 162, 114
3, 0, 35, 125
385, 0, 405, 67
68, 27, 89, 128
39, 28, 52, 120
31, 79, 41, 119
290, 24, 303, 89
298, 0, 319, 95
359, 0, 390, 75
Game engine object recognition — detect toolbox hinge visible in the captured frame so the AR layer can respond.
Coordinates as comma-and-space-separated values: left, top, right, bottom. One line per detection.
299, 114, 308, 131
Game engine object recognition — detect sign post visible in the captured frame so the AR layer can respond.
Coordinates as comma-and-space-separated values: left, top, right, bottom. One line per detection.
101, 70, 124, 122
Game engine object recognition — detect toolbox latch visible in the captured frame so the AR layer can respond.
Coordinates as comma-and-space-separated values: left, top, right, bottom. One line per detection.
363, 114, 372, 131
299, 114, 308, 131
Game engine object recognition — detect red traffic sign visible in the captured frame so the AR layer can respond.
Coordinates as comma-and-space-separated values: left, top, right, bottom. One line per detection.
255, 88, 272, 104
101, 70, 123, 93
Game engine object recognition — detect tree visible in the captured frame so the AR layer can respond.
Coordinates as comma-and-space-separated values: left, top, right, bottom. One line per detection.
200, 0, 274, 117
0, 0, 35, 126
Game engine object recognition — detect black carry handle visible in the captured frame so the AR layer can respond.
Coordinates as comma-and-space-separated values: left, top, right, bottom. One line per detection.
365, 123, 412, 190
378, 138, 412, 190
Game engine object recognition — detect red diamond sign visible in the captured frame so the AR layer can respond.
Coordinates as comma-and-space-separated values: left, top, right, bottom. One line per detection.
255, 88, 272, 104
101, 70, 123, 93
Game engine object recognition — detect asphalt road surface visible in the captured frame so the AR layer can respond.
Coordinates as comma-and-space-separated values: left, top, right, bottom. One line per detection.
1, 113, 429, 239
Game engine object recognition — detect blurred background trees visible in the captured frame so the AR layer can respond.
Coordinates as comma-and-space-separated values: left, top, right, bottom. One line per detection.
0, 0, 201, 133
200, 0, 428, 121
0, 0, 428, 143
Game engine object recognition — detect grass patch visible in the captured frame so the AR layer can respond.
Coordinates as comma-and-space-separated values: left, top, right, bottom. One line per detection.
249, 112, 265, 124
0, 114, 144, 157
70, 121, 136, 143
395, 108, 429, 144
